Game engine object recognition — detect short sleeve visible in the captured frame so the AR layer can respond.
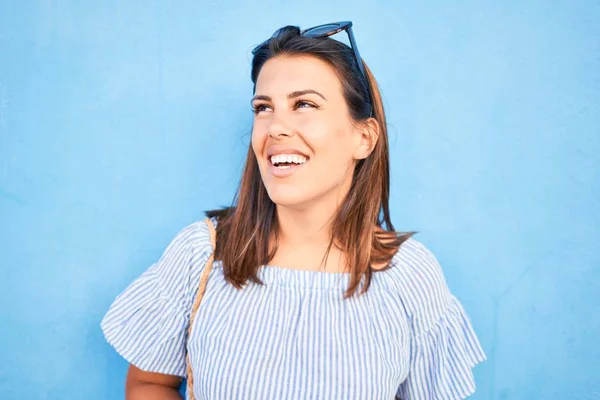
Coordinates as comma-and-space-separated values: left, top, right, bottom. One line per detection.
100, 218, 214, 377
393, 239, 487, 400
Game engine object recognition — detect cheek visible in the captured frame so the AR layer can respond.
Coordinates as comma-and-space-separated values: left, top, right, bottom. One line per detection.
296, 116, 329, 140
314, 149, 353, 176
251, 124, 268, 154
310, 123, 355, 162
303, 111, 351, 141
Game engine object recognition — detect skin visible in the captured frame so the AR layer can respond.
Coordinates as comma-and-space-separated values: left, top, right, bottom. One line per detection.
126, 54, 380, 398
251, 55, 379, 272
125, 365, 182, 399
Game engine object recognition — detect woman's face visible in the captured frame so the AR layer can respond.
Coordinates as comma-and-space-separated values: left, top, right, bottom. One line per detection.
251, 55, 372, 210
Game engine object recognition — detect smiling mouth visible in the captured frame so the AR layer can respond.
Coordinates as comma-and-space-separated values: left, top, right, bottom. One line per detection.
269, 155, 309, 169
267, 155, 310, 177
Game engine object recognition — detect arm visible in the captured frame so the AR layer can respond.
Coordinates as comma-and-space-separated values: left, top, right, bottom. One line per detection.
125, 364, 183, 400
394, 239, 487, 399
101, 221, 213, 399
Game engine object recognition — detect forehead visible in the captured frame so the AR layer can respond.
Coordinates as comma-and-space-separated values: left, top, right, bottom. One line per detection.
255, 55, 342, 96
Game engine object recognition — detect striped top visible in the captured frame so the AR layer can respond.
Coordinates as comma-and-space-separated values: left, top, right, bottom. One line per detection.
101, 217, 487, 399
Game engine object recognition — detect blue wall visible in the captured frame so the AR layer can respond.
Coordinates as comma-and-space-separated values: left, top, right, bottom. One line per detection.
1, 1, 598, 399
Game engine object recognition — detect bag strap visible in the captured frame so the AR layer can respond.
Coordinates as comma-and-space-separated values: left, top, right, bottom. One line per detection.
185, 217, 217, 399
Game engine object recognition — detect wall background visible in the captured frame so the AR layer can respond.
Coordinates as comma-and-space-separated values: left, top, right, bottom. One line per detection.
1, 1, 598, 399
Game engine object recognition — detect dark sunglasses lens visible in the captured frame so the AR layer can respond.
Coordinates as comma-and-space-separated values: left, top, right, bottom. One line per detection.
302, 23, 344, 37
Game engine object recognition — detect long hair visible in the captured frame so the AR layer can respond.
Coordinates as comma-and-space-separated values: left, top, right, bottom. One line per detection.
206, 25, 417, 299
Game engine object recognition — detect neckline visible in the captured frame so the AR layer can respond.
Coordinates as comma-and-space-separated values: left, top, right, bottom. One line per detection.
259, 264, 353, 290
213, 260, 353, 290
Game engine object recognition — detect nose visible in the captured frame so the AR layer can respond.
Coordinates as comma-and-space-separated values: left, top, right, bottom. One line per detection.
268, 112, 294, 139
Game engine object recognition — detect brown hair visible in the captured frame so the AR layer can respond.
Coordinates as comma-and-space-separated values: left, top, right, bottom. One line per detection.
205, 25, 417, 299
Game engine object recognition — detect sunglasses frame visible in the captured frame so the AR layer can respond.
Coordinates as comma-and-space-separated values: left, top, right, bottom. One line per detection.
300, 21, 373, 113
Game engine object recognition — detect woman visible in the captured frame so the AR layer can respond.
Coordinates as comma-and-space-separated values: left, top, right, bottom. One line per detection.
101, 22, 487, 399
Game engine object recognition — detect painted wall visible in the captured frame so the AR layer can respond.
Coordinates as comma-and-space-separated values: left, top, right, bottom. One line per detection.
1, 1, 598, 399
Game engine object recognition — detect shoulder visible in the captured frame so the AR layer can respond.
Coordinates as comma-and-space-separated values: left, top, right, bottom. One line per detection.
173, 217, 215, 242
385, 237, 454, 332
391, 237, 448, 287
122, 217, 218, 305
167, 217, 217, 256
152, 217, 217, 280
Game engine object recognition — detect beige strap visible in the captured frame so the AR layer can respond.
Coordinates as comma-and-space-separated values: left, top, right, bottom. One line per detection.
185, 217, 216, 399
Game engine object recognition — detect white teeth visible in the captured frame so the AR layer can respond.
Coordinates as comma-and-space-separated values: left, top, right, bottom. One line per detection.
270, 154, 308, 165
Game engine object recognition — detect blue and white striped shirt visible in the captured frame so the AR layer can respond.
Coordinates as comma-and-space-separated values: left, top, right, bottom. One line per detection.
101, 217, 486, 399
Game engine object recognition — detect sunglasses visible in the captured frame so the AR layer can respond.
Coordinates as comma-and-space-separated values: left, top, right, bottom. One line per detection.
301, 21, 373, 113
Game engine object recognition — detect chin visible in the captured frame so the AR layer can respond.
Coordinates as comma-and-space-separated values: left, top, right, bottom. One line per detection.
266, 187, 313, 208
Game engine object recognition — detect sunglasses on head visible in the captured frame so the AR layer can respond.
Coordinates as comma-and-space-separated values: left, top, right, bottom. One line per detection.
301, 21, 373, 114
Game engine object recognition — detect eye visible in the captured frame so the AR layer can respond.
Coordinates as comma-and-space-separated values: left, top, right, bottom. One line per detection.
294, 100, 317, 110
252, 103, 271, 114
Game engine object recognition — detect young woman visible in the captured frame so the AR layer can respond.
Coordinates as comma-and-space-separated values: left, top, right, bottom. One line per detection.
101, 22, 487, 399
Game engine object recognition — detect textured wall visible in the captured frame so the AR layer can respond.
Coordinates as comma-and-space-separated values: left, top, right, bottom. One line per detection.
1, 1, 598, 399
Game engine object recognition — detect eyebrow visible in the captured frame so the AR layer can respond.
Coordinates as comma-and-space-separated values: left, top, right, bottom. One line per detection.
252, 89, 327, 102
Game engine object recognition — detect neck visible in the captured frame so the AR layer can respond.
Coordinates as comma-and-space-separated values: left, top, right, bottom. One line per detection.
274, 185, 351, 250
275, 204, 335, 249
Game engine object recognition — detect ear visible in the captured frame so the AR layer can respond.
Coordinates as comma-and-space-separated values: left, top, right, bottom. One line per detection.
353, 117, 380, 160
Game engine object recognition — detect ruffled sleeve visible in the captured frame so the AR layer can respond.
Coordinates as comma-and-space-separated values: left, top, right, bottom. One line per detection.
100, 218, 214, 378
393, 239, 487, 400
